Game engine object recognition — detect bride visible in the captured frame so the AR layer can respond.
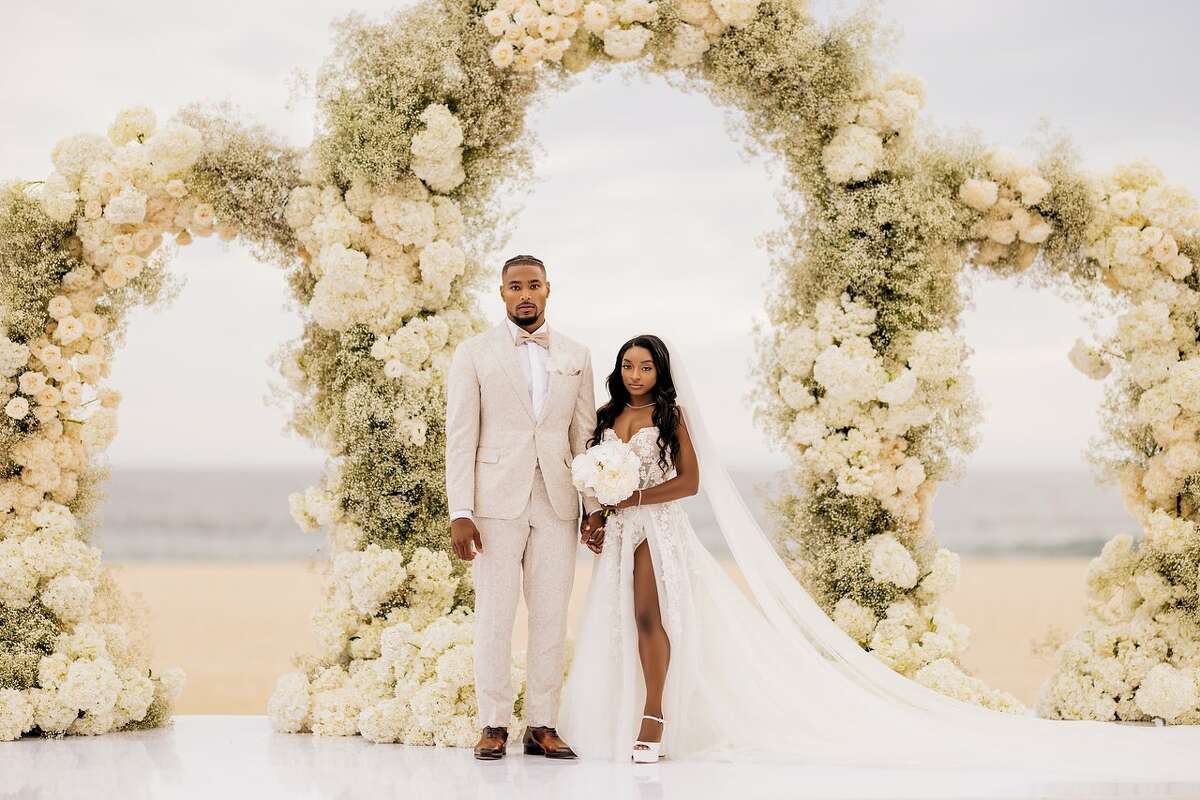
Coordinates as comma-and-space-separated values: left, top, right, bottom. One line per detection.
556, 334, 1199, 778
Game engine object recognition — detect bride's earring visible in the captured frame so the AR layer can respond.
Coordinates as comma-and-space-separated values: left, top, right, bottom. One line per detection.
631, 714, 665, 763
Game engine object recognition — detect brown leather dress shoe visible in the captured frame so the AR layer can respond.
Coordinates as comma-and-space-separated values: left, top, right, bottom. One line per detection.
522, 725, 578, 759
474, 726, 508, 760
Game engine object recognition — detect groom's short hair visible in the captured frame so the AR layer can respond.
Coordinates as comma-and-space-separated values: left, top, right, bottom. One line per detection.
502, 254, 547, 279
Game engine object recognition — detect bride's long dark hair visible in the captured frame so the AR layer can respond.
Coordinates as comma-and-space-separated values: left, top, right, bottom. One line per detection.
588, 334, 681, 474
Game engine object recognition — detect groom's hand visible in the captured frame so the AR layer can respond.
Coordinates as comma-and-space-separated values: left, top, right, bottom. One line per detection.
580, 510, 605, 554
450, 518, 483, 561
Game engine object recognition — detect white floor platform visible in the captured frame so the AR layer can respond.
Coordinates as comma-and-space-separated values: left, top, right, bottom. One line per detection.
2, 715, 1198, 800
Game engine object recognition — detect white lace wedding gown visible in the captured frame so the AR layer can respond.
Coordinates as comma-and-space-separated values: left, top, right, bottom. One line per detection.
558, 424, 715, 761
555, 353, 1200, 778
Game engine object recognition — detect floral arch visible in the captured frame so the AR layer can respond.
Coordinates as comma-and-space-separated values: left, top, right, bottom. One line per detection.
1, 0, 1198, 743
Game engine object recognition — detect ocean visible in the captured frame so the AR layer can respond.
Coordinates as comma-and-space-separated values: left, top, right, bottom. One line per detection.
92, 465, 1140, 561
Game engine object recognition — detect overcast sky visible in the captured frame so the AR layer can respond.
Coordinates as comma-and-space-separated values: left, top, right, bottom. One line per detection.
2, 2, 1197, 474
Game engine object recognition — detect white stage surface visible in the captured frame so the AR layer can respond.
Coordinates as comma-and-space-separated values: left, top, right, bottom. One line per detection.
2, 715, 1199, 799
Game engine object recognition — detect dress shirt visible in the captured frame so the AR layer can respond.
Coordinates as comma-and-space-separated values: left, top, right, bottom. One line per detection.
508, 317, 550, 419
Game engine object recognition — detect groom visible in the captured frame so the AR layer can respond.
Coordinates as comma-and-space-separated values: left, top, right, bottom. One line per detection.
445, 253, 604, 760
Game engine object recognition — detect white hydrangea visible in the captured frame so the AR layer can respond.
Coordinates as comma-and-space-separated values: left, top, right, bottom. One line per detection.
333, 543, 408, 616
832, 597, 877, 643
309, 245, 371, 331
358, 697, 408, 743
0, 689, 34, 741
919, 549, 960, 596
41, 572, 94, 622
144, 123, 203, 179
107, 106, 158, 146
418, 241, 467, 307
371, 196, 436, 247
812, 339, 887, 405
907, 330, 965, 383
268, 671, 312, 733
309, 669, 364, 736
850, 73, 925, 135
410, 105, 466, 193
29, 687, 77, 735
50, 134, 114, 184
58, 658, 122, 715
602, 24, 654, 60
822, 124, 883, 184
914, 659, 1021, 712
39, 171, 80, 223
0, 337, 31, 378
778, 325, 819, 377
1143, 509, 1195, 554
1134, 664, 1196, 722
867, 533, 919, 589
1117, 301, 1173, 352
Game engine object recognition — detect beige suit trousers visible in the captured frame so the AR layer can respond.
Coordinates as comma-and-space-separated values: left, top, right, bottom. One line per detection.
472, 465, 578, 728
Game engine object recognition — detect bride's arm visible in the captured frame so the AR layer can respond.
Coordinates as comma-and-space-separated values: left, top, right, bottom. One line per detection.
610, 409, 699, 509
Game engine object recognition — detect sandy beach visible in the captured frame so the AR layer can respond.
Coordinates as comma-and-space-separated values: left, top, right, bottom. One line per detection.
109, 556, 1089, 715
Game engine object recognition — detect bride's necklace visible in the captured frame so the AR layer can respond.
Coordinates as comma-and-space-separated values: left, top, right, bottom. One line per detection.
626, 400, 654, 409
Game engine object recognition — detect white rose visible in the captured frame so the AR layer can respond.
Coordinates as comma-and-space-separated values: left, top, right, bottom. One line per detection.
1164, 254, 1193, 280
483, 8, 509, 36
538, 15, 563, 39
1067, 339, 1111, 380
582, 1, 611, 32
4, 397, 29, 420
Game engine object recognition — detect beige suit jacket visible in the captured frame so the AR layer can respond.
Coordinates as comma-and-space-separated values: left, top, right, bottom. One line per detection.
445, 320, 601, 521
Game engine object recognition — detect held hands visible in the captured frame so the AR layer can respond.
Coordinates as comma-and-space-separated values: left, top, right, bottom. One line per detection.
450, 517, 483, 561
580, 490, 644, 554
580, 510, 606, 554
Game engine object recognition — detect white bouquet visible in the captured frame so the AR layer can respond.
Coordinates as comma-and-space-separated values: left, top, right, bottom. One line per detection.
571, 439, 642, 508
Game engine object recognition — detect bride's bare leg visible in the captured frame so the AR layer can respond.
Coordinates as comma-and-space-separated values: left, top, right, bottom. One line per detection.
632, 539, 670, 744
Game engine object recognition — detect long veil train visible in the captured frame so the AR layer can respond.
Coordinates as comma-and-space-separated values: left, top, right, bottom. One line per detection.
577, 333, 1200, 778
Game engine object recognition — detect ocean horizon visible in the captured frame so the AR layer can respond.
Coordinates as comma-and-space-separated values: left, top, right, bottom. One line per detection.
90, 465, 1140, 561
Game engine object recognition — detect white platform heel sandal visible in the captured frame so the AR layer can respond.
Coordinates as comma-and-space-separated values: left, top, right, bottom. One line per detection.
631, 715, 665, 763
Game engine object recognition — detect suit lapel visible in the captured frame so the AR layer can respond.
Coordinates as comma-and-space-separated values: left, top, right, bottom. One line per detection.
493, 321, 536, 422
